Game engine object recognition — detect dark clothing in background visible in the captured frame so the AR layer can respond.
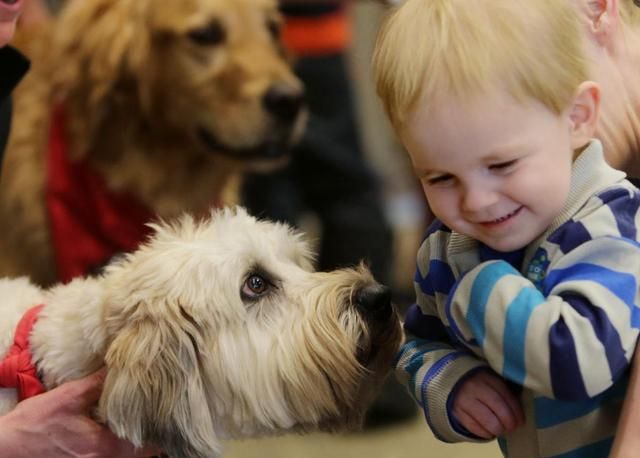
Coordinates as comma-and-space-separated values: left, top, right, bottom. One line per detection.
280, 4, 339, 15
0, 46, 30, 173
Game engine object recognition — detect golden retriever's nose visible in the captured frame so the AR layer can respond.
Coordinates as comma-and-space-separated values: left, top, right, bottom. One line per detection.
356, 284, 393, 321
263, 83, 305, 122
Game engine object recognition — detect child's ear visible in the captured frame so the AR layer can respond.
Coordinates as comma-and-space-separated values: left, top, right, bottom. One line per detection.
568, 81, 600, 150
583, 0, 620, 50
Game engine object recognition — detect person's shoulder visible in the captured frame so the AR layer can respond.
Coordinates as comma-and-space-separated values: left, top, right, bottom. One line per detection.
589, 181, 640, 220
547, 181, 640, 254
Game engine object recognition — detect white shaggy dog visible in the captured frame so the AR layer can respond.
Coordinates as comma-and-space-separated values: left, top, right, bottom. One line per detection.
0, 207, 402, 458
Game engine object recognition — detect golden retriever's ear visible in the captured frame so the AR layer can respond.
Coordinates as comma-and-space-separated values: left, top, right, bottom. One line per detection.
99, 301, 220, 458
50, 0, 152, 111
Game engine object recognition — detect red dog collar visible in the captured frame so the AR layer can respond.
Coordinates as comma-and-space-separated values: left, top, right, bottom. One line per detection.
0, 305, 46, 401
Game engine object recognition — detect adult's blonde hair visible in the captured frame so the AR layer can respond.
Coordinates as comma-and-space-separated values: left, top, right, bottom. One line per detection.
372, 0, 588, 131
620, 0, 640, 24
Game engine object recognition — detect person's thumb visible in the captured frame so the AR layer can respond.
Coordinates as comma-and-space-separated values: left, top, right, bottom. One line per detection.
63, 367, 108, 410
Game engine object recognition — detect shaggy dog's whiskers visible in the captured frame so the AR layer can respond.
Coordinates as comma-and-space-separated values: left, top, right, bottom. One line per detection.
0, 207, 401, 458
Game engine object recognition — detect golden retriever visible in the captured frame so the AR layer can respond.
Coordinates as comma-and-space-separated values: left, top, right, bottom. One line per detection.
0, 0, 305, 286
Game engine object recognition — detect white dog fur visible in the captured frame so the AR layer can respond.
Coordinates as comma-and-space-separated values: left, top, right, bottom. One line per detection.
0, 207, 401, 458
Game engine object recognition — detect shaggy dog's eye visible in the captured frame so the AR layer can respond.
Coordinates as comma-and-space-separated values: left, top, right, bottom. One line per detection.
242, 274, 270, 299
188, 21, 226, 46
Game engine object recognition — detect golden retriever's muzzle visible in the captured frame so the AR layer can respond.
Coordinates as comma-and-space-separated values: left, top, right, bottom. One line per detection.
198, 81, 305, 161
263, 82, 306, 127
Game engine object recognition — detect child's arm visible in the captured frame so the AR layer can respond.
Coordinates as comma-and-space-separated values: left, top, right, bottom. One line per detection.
397, 220, 522, 442
396, 309, 493, 443
609, 343, 640, 458
447, 235, 640, 400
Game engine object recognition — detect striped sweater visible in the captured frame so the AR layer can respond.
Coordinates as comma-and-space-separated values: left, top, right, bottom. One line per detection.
396, 140, 640, 458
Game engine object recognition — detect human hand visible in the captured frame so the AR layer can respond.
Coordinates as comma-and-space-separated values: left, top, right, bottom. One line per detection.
0, 368, 160, 458
451, 370, 524, 439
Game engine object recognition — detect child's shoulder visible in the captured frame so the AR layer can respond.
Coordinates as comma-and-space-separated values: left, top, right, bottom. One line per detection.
577, 180, 640, 222
548, 180, 640, 252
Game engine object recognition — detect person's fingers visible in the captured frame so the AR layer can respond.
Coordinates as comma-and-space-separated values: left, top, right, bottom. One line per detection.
476, 378, 520, 432
480, 373, 525, 427
467, 398, 504, 436
453, 405, 496, 439
53, 367, 107, 412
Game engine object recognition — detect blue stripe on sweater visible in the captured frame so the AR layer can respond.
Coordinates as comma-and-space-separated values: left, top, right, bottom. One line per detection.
404, 304, 450, 340
549, 316, 589, 400
422, 352, 466, 443
547, 219, 592, 254
599, 187, 640, 240
502, 287, 544, 385
558, 293, 627, 381
466, 262, 518, 347
534, 378, 627, 428
543, 263, 637, 309
397, 338, 461, 404
394, 337, 451, 367
416, 260, 456, 296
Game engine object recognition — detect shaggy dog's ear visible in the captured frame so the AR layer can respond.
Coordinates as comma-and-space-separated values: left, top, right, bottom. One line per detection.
99, 298, 220, 458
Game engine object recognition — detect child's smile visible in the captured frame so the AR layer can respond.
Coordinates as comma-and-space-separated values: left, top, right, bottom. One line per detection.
478, 206, 524, 227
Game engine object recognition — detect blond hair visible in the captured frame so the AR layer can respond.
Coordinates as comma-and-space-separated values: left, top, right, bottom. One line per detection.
372, 0, 588, 131
620, 0, 640, 24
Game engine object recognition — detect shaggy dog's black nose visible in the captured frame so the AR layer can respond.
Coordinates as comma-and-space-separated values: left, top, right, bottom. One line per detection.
263, 83, 304, 122
356, 284, 392, 320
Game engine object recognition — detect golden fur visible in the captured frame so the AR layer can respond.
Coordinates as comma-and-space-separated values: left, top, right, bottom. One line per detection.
0, 207, 402, 458
0, 0, 305, 285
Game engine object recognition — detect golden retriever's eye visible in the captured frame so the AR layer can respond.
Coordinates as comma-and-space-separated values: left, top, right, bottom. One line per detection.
188, 21, 226, 46
242, 274, 271, 299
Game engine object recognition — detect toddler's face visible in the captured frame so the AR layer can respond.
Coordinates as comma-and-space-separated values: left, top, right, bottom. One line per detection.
401, 88, 577, 252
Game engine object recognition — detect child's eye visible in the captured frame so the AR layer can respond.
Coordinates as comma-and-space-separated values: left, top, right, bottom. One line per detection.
427, 174, 454, 186
489, 159, 517, 171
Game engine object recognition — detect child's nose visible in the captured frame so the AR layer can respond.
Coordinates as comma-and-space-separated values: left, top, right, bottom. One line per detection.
461, 186, 498, 213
